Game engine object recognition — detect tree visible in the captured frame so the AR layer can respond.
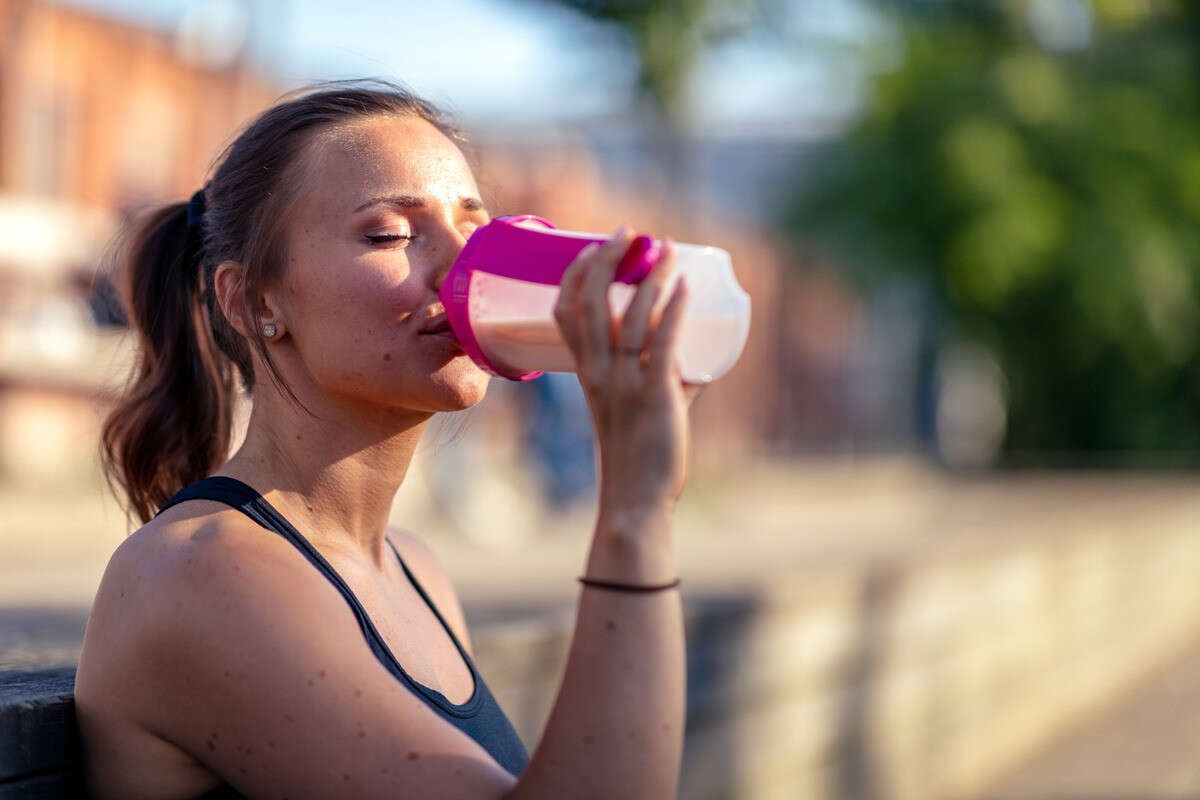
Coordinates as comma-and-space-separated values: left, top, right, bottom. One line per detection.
789, 0, 1200, 458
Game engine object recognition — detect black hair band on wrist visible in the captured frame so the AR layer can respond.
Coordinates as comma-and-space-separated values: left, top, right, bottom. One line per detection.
577, 576, 681, 593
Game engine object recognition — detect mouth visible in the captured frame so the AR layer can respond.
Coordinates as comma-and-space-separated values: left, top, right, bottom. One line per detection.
418, 314, 453, 336
418, 314, 460, 345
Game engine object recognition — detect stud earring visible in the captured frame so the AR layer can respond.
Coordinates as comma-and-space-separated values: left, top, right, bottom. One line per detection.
262, 323, 278, 339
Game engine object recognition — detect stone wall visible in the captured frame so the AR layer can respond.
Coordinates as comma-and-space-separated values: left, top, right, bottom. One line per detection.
472, 498, 1200, 800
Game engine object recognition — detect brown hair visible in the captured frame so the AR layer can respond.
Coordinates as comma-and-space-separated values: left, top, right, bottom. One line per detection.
101, 81, 464, 523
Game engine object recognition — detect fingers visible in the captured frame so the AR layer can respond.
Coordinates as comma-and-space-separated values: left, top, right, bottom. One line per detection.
615, 239, 678, 386
554, 227, 689, 393
554, 227, 634, 387
646, 273, 689, 380
553, 241, 598, 358
577, 228, 632, 369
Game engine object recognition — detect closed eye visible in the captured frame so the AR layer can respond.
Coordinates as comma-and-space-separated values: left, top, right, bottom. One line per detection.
365, 233, 416, 245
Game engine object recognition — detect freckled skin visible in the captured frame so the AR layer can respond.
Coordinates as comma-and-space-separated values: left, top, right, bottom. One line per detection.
264, 116, 492, 415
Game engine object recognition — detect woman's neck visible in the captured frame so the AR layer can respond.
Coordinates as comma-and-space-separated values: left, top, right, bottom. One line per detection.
218, 387, 431, 567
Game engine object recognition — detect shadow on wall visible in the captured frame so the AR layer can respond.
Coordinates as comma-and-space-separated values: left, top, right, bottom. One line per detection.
678, 572, 902, 800
833, 567, 898, 800
679, 591, 759, 799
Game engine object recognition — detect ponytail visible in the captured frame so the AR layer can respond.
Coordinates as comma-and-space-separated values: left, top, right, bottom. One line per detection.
101, 200, 236, 523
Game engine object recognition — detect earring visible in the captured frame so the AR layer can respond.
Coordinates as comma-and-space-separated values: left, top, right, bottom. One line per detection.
262, 323, 278, 339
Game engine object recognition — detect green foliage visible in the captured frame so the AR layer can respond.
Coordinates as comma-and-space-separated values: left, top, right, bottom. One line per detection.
521, 0, 767, 129
790, 0, 1200, 455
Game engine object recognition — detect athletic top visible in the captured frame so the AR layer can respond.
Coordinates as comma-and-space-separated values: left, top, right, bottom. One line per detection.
155, 476, 530, 798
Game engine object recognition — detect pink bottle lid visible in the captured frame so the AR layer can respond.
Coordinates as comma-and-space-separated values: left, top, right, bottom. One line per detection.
440, 215, 660, 381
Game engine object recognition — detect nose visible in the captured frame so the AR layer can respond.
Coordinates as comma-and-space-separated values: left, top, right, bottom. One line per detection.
428, 220, 471, 293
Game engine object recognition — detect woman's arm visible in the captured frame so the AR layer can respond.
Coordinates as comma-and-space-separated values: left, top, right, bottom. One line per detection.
506, 230, 693, 799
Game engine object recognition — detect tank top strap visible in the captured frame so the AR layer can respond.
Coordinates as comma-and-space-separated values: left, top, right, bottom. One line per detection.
157, 476, 528, 777
157, 476, 485, 716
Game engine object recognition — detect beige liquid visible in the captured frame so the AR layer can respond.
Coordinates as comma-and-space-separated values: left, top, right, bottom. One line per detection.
475, 312, 747, 383
468, 253, 749, 383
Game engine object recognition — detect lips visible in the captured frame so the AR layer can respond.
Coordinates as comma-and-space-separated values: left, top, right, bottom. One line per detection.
419, 313, 451, 334
418, 314, 456, 339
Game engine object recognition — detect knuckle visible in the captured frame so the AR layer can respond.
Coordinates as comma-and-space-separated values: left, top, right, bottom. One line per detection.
579, 367, 606, 392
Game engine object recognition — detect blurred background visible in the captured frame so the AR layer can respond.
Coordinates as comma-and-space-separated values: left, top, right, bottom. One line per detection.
3, 0, 1200, 797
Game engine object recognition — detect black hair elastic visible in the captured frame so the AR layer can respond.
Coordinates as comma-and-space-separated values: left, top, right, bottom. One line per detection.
577, 576, 681, 594
183, 188, 207, 271
186, 188, 207, 229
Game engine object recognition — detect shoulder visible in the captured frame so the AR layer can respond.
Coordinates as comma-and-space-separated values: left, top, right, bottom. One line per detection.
76, 503, 514, 798
387, 528, 474, 655
87, 499, 317, 627
77, 500, 328, 707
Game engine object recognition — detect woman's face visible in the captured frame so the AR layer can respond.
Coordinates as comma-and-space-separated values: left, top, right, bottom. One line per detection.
271, 114, 492, 415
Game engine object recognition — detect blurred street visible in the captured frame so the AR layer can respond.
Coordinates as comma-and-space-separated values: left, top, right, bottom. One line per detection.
6, 458, 1200, 798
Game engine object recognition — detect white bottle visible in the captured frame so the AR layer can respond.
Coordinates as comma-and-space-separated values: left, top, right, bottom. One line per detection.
439, 216, 751, 384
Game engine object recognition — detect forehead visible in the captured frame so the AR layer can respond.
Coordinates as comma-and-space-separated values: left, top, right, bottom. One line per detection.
298, 115, 478, 214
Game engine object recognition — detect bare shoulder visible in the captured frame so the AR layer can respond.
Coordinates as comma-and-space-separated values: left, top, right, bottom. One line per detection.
78, 500, 304, 684
76, 504, 513, 799
387, 528, 474, 655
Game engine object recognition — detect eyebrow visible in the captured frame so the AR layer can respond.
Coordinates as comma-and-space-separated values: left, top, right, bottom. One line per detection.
353, 194, 487, 214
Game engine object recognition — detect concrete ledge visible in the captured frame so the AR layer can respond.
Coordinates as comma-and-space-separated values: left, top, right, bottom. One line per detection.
0, 666, 80, 797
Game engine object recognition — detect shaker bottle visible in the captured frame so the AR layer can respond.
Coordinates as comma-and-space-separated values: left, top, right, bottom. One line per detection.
439, 215, 751, 384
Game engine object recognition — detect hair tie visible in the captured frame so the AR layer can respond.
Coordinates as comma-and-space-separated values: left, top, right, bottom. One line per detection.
186, 188, 207, 230
184, 188, 207, 273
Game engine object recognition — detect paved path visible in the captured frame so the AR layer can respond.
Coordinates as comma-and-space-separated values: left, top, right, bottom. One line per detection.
978, 637, 1200, 800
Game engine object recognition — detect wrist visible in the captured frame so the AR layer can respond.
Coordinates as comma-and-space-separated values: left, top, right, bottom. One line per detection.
587, 506, 676, 584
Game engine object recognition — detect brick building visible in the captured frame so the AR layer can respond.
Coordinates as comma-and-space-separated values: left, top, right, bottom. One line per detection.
0, 0, 276, 482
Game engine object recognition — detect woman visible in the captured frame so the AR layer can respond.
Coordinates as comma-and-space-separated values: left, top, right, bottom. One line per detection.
75, 83, 695, 799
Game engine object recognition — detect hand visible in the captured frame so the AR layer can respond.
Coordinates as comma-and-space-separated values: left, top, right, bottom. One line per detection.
554, 227, 698, 518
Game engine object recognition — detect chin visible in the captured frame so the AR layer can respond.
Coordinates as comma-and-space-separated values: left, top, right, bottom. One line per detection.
425, 358, 492, 411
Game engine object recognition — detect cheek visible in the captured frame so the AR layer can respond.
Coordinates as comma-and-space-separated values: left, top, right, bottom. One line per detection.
291, 259, 421, 327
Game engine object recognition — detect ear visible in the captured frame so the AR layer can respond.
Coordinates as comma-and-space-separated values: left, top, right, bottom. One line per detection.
214, 261, 286, 340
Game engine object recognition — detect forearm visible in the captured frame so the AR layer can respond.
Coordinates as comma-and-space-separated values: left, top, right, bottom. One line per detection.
506, 507, 686, 799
